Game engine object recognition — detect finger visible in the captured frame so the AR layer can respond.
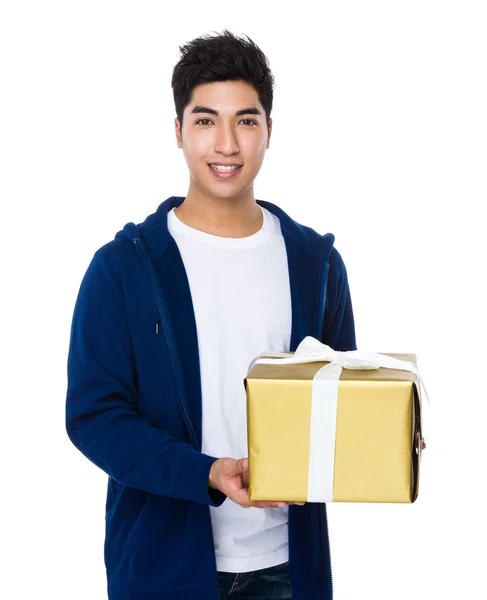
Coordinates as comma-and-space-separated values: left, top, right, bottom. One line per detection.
233, 487, 283, 509
233, 487, 251, 506
250, 501, 287, 508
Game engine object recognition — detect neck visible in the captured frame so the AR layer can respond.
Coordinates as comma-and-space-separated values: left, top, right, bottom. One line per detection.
174, 189, 263, 238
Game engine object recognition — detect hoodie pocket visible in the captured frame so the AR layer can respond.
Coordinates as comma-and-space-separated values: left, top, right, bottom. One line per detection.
121, 498, 215, 592
124, 493, 155, 553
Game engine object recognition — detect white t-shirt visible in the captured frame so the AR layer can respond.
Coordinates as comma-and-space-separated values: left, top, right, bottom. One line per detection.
167, 203, 292, 573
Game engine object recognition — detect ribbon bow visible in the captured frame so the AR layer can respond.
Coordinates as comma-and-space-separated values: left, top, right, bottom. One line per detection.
248, 335, 431, 408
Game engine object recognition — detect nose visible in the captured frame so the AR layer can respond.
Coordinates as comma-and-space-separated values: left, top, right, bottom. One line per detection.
213, 123, 240, 155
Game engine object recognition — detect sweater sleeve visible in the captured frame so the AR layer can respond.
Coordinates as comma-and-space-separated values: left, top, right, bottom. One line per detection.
65, 247, 227, 507
321, 247, 357, 352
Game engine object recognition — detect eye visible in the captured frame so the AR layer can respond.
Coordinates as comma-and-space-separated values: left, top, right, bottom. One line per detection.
195, 118, 213, 126
241, 119, 258, 127
195, 118, 258, 127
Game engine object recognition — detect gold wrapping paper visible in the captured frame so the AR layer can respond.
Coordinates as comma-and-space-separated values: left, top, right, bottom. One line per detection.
244, 353, 422, 503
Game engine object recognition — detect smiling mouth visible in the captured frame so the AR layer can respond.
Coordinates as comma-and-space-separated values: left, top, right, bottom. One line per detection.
208, 164, 242, 172
208, 164, 243, 179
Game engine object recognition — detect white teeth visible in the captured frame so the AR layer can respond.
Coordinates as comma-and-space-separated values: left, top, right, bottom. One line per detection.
210, 164, 240, 172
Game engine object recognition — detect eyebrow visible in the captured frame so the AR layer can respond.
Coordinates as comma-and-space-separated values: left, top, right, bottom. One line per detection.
190, 105, 262, 117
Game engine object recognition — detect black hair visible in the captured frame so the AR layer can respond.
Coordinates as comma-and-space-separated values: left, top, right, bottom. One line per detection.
171, 29, 275, 142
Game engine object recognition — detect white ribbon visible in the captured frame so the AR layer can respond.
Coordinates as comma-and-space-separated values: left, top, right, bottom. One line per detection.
248, 336, 430, 502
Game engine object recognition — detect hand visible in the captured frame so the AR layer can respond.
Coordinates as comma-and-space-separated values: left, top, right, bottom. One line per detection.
209, 457, 306, 509
421, 438, 427, 450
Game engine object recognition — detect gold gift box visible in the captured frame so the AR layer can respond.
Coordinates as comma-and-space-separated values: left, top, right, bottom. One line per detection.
244, 352, 423, 503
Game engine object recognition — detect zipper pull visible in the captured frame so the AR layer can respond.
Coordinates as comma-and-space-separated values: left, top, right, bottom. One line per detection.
155, 319, 159, 335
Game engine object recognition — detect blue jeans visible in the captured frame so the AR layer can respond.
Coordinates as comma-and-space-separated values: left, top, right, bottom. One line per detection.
217, 560, 292, 599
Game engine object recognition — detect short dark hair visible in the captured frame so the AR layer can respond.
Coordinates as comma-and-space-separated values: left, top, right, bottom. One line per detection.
171, 29, 275, 140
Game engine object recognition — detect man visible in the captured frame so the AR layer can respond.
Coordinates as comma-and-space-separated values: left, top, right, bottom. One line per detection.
65, 29, 425, 600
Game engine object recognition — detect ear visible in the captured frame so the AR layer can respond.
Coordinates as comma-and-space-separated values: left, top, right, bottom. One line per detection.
175, 117, 182, 148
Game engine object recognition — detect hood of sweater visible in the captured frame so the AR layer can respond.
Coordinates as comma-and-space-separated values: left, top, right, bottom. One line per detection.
114, 196, 335, 261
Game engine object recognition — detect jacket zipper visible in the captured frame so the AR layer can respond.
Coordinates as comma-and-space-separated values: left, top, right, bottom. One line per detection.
134, 237, 220, 598
208, 507, 219, 598
319, 258, 333, 600
134, 239, 199, 449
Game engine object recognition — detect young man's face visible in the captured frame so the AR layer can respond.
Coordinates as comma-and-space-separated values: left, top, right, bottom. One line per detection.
175, 80, 272, 202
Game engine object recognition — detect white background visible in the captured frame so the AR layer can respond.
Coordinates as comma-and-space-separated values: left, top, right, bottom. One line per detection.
2, 1, 486, 599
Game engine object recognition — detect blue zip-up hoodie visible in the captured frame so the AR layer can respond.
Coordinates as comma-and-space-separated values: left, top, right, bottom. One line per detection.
65, 195, 357, 600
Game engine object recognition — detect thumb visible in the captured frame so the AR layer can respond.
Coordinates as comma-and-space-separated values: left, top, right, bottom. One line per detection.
236, 457, 248, 473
